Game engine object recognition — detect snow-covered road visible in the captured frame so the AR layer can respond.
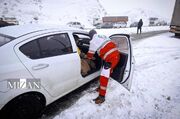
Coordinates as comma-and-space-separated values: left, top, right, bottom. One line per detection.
51, 32, 180, 119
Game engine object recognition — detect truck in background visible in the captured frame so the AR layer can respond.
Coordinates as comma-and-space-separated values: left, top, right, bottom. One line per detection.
170, 0, 180, 36
93, 16, 128, 29
102, 16, 128, 28
102, 16, 128, 23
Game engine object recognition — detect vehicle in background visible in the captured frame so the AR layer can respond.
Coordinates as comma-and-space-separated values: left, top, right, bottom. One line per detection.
95, 23, 102, 29
102, 16, 128, 29
130, 22, 138, 27
149, 17, 168, 27
100, 22, 114, 28
0, 20, 14, 28
170, 0, 180, 36
156, 20, 167, 26
0, 25, 134, 119
113, 22, 127, 28
0, 17, 18, 27
67, 22, 84, 29
102, 16, 128, 24
93, 18, 102, 26
149, 17, 159, 26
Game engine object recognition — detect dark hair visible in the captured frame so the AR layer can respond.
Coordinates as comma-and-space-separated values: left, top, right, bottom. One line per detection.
89, 29, 97, 39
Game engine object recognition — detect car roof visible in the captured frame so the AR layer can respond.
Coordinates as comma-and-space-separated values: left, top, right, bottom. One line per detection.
0, 24, 82, 38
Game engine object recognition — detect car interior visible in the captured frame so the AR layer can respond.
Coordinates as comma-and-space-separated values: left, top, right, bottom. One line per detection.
73, 33, 102, 77
73, 33, 129, 82
110, 36, 129, 83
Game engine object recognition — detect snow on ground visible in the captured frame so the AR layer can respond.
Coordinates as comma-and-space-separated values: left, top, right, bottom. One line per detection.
0, 0, 169, 28
96, 26, 169, 36
0, 0, 106, 27
53, 32, 180, 119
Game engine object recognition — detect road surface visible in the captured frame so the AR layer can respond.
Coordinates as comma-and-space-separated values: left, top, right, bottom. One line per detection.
131, 30, 168, 40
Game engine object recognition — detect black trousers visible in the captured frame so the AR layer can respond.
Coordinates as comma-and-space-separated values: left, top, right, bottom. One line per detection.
137, 27, 142, 34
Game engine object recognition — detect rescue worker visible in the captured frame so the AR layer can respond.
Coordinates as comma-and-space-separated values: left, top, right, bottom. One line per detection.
86, 29, 120, 104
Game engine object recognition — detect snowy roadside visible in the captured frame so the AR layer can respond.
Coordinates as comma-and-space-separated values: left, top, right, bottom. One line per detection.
52, 32, 180, 119
95, 26, 169, 36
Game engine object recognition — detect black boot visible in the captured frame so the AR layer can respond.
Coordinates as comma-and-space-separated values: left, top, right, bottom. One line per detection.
93, 95, 105, 104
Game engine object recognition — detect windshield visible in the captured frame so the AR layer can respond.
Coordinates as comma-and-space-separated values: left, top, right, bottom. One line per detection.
0, 34, 15, 47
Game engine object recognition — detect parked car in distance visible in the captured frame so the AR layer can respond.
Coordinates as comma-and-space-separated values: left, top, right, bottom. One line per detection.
0, 25, 134, 119
0, 17, 18, 25
113, 22, 127, 28
0, 17, 18, 28
67, 22, 84, 29
130, 22, 138, 27
94, 23, 102, 29
155, 20, 167, 26
100, 23, 114, 29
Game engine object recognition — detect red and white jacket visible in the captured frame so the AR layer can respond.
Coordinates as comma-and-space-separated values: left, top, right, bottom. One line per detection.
87, 34, 119, 63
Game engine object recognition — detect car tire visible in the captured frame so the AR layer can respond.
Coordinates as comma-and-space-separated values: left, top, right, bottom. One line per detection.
1, 93, 45, 119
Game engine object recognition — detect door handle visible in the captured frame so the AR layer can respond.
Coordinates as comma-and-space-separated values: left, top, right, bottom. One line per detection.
32, 64, 49, 70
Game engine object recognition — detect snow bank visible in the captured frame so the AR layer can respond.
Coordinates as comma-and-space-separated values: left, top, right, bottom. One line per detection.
52, 32, 180, 119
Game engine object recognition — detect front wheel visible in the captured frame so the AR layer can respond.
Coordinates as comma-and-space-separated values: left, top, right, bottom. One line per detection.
1, 93, 45, 119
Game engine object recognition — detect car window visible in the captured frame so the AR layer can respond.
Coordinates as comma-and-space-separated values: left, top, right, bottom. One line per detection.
39, 34, 73, 58
20, 33, 73, 59
111, 36, 129, 54
0, 34, 15, 47
20, 40, 41, 59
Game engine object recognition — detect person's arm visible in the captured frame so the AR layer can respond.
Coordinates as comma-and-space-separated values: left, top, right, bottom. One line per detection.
86, 35, 97, 59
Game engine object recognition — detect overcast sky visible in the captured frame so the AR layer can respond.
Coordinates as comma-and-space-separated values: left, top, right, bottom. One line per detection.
100, 0, 176, 19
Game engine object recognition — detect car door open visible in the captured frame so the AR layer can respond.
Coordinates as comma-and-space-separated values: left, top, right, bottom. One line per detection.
109, 34, 134, 91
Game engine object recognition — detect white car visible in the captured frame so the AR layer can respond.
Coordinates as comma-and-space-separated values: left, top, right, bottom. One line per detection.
113, 22, 127, 28
0, 25, 134, 119
67, 22, 84, 29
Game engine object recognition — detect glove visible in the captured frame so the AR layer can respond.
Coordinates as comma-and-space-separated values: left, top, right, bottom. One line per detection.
103, 61, 111, 69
